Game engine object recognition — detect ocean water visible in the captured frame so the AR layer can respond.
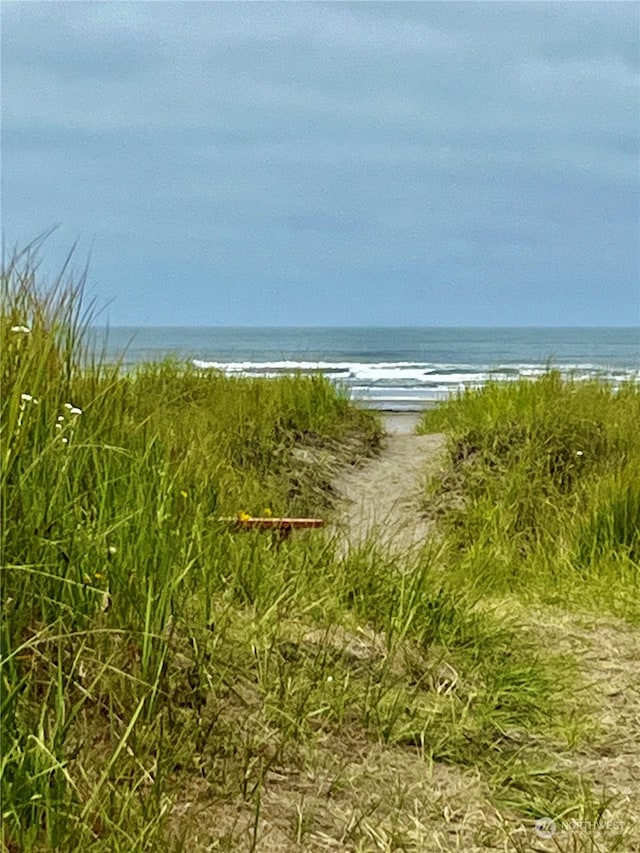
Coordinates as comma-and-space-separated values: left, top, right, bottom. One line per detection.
99, 327, 639, 411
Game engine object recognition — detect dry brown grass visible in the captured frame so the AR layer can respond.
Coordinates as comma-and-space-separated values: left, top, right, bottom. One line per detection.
522, 606, 640, 851
168, 730, 521, 852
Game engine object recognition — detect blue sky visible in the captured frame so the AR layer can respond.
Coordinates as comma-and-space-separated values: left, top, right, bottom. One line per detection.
2, 1, 639, 326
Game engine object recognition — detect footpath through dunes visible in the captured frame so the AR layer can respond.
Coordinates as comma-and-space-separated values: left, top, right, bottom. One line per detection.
332, 413, 446, 553
324, 413, 640, 852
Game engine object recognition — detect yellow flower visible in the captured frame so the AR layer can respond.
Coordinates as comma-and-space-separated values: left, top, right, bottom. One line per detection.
94, 572, 103, 579
263, 507, 273, 517
237, 510, 252, 522
180, 490, 188, 498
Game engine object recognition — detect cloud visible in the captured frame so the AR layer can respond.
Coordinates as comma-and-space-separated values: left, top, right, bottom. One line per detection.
2, 1, 638, 325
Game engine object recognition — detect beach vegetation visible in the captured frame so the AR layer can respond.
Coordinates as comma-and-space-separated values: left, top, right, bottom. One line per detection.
1, 241, 637, 850
419, 372, 640, 622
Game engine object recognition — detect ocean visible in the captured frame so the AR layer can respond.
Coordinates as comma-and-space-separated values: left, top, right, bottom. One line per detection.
100, 327, 639, 411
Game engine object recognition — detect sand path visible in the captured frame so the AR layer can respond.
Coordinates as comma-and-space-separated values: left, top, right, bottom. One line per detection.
172, 415, 640, 850
332, 418, 640, 847
333, 413, 446, 554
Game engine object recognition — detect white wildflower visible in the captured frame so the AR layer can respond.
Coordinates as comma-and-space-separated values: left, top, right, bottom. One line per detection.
57, 415, 65, 422
11, 325, 31, 334
55, 423, 62, 431
61, 437, 69, 444
107, 545, 117, 555
20, 393, 34, 403
326, 675, 333, 683
576, 450, 584, 457
63, 403, 82, 416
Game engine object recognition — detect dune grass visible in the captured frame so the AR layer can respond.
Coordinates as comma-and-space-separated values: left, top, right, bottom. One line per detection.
2, 244, 636, 851
415, 376, 640, 850
418, 372, 640, 623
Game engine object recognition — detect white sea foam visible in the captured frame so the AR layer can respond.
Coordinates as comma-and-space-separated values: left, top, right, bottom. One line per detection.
193, 359, 356, 373
191, 357, 638, 409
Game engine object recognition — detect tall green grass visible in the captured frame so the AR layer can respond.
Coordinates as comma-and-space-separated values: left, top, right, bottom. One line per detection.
1, 244, 383, 849
1, 244, 619, 850
419, 372, 640, 621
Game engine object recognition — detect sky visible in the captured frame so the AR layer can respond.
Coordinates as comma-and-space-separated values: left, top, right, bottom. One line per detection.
2, 1, 639, 327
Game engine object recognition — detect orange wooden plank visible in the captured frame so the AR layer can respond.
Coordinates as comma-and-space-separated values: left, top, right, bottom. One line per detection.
220, 517, 325, 530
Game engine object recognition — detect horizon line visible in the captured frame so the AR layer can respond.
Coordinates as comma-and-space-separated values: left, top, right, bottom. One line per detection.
93, 323, 640, 331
